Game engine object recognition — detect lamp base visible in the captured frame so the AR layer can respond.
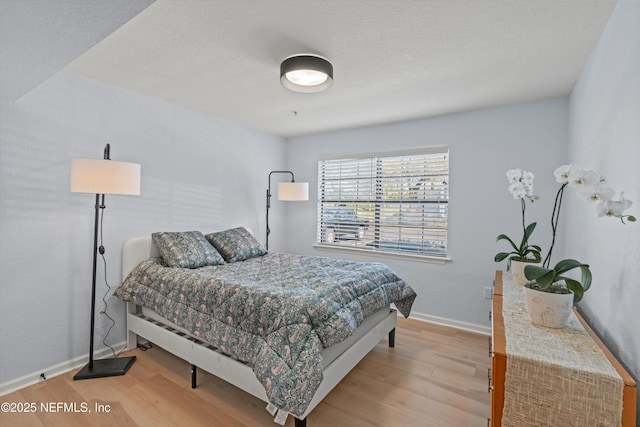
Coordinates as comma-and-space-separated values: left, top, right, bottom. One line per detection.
73, 356, 136, 380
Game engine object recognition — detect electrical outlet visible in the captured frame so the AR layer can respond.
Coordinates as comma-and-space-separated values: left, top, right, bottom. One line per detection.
483, 286, 493, 299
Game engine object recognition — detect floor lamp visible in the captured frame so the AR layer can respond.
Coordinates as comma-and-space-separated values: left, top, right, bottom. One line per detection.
266, 171, 308, 250
70, 144, 141, 380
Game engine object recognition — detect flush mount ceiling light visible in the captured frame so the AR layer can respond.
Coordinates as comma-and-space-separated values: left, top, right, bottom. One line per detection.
280, 54, 333, 93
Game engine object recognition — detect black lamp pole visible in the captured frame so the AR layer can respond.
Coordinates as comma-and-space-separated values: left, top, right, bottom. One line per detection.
74, 144, 136, 380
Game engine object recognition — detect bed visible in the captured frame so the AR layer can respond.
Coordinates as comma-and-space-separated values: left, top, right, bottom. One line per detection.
116, 228, 416, 426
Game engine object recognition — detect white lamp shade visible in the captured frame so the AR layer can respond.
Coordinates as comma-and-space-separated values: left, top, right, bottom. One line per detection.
71, 158, 141, 195
277, 182, 309, 201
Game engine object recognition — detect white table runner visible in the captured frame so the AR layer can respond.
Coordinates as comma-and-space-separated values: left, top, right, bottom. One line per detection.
501, 272, 624, 427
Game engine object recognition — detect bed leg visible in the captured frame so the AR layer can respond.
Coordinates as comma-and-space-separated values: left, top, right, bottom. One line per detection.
388, 328, 395, 348
191, 365, 197, 389
294, 417, 307, 427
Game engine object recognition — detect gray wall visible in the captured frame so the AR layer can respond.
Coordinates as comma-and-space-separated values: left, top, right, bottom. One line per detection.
566, 0, 640, 414
285, 98, 568, 329
0, 72, 286, 385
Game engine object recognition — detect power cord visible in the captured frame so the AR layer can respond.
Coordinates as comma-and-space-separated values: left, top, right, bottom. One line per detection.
97, 201, 120, 358
97, 195, 151, 356
137, 341, 153, 351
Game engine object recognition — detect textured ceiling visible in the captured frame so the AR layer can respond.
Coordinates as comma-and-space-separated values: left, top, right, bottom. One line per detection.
0, 0, 153, 102
26, 1, 621, 137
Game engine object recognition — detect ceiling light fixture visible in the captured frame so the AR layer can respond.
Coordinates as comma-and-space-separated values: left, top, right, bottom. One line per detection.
280, 54, 333, 93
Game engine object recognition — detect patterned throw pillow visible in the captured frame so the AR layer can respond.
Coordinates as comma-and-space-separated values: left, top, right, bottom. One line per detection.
151, 231, 225, 268
205, 227, 267, 263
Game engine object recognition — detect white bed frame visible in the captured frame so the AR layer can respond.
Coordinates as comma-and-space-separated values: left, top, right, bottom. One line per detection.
122, 236, 397, 426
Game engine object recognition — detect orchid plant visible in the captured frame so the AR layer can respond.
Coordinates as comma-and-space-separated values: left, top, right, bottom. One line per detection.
543, 164, 636, 267
524, 164, 635, 302
494, 169, 542, 264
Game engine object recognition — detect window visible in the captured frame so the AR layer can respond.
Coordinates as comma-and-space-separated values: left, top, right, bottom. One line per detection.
317, 147, 449, 257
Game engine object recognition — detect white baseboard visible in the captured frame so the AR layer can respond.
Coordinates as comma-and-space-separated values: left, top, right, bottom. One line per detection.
0, 342, 126, 397
409, 311, 491, 336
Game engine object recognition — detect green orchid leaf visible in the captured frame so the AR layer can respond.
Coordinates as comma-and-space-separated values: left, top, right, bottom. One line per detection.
496, 222, 541, 263
535, 271, 556, 288
535, 259, 592, 302
522, 248, 541, 261
524, 264, 555, 288
494, 252, 511, 262
580, 265, 592, 292
496, 234, 519, 251
523, 222, 537, 240
564, 278, 584, 303
554, 259, 589, 276
524, 264, 550, 279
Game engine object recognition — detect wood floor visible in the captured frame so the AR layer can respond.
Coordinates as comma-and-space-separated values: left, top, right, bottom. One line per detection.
0, 318, 491, 427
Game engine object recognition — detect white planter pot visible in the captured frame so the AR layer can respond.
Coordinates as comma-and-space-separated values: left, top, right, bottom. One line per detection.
523, 286, 574, 328
510, 259, 539, 285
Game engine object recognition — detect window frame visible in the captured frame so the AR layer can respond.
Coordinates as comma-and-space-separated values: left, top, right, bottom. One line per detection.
315, 146, 450, 262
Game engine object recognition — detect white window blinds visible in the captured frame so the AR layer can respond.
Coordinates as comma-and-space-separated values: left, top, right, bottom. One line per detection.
317, 147, 449, 257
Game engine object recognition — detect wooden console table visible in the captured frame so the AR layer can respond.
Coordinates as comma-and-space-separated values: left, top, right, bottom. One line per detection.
490, 270, 636, 426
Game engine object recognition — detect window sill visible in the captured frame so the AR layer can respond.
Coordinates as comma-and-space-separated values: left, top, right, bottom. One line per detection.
313, 243, 451, 264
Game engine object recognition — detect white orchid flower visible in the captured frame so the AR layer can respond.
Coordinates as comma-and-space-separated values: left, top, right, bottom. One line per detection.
567, 167, 600, 187
554, 164, 575, 183
506, 168, 536, 200
508, 182, 527, 199
596, 192, 633, 218
578, 184, 615, 202
524, 182, 535, 198
506, 169, 522, 184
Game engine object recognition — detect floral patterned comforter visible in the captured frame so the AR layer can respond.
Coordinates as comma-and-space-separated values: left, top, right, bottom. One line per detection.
115, 252, 416, 417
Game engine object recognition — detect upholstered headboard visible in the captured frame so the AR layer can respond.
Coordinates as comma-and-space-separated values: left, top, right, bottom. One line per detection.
122, 236, 158, 280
